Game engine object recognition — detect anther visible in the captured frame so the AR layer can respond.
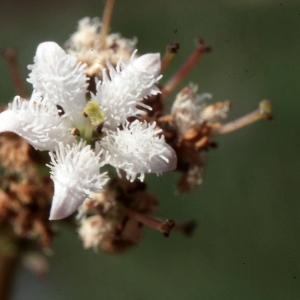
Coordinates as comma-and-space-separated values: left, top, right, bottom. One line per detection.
56, 105, 65, 116
71, 128, 81, 136
161, 219, 175, 237
92, 137, 102, 142
161, 41, 180, 72
259, 99, 273, 120
96, 122, 104, 134
195, 37, 212, 53
167, 41, 180, 54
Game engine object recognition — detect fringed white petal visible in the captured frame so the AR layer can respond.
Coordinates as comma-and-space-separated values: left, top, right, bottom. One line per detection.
27, 41, 88, 126
0, 93, 74, 151
99, 120, 177, 181
48, 141, 108, 220
92, 52, 161, 130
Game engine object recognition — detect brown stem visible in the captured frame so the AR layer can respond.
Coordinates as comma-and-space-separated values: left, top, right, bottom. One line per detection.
99, 0, 115, 49
161, 38, 211, 99
0, 248, 19, 300
125, 207, 175, 237
160, 41, 180, 73
1, 48, 27, 98
211, 100, 272, 136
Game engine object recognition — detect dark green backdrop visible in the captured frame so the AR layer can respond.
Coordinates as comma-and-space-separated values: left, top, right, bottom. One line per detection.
1, 0, 300, 299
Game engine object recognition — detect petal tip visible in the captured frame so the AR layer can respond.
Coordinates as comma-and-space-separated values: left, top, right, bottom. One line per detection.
133, 53, 161, 77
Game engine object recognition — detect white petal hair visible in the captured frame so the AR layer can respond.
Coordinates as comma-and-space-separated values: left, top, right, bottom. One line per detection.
99, 120, 177, 181
47, 141, 109, 220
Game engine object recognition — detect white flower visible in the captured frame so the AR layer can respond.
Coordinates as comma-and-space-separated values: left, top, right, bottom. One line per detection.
0, 40, 177, 219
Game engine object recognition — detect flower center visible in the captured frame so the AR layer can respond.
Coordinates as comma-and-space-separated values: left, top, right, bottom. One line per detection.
80, 100, 105, 142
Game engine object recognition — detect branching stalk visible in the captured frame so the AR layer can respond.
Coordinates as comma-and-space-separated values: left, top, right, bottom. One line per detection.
211, 100, 272, 136
125, 207, 175, 237
161, 38, 211, 99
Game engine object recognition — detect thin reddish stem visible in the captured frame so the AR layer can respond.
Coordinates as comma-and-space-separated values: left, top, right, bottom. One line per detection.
160, 41, 180, 73
161, 38, 211, 99
2, 48, 27, 98
99, 0, 115, 49
125, 207, 175, 237
211, 100, 272, 136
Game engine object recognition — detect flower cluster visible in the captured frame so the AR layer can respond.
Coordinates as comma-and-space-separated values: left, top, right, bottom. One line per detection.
0, 41, 177, 220
0, 0, 271, 257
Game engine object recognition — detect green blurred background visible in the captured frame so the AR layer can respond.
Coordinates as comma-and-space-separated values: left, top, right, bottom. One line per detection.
1, 0, 300, 299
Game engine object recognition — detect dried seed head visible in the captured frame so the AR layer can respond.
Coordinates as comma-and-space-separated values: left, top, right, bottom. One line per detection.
78, 178, 159, 253
65, 17, 137, 78
0, 132, 33, 173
